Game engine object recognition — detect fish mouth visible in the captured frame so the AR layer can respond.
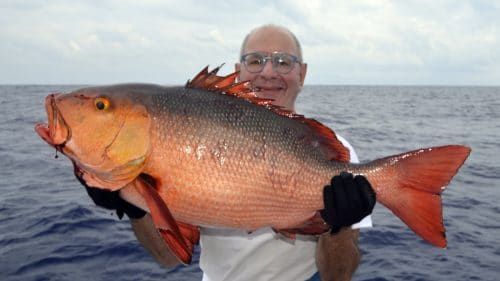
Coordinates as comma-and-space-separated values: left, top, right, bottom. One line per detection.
35, 93, 70, 151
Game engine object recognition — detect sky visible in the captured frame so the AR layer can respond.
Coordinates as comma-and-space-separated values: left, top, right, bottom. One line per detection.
1, 0, 499, 85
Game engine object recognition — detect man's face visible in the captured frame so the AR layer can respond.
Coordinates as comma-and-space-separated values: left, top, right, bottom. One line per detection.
236, 28, 307, 112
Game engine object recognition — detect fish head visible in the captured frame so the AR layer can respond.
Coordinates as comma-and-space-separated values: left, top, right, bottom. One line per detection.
35, 86, 151, 191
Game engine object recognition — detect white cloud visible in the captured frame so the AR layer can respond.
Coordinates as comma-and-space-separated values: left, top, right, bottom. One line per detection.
68, 40, 81, 52
285, 0, 500, 84
0, 0, 499, 85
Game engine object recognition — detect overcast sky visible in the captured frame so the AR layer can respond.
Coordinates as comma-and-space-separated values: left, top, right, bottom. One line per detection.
1, 0, 499, 85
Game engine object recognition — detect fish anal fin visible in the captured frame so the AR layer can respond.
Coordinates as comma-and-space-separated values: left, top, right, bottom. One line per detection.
135, 177, 196, 264
272, 228, 296, 240
276, 212, 330, 237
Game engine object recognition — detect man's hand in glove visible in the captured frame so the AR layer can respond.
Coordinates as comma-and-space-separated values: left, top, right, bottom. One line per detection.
320, 172, 376, 234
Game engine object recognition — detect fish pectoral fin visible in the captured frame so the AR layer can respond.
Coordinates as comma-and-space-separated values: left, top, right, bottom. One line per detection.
158, 221, 200, 264
135, 177, 198, 264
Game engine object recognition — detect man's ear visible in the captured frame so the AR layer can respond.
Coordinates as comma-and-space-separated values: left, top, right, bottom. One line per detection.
299, 63, 308, 86
234, 63, 242, 82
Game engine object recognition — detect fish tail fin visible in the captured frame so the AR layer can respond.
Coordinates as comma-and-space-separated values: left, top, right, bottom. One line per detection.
366, 145, 471, 247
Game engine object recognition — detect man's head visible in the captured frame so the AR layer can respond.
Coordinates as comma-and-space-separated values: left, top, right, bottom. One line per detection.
236, 24, 307, 112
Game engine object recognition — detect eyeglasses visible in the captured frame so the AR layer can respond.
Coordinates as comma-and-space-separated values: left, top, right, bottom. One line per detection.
240, 52, 301, 74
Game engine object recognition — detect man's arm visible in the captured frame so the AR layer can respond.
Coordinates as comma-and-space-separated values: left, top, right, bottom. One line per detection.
316, 172, 376, 281
316, 229, 360, 281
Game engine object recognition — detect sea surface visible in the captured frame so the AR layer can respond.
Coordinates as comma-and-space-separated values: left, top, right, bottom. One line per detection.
1, 85, 499, 281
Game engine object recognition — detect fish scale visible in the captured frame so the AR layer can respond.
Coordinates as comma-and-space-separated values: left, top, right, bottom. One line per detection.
144, 87, 333, 228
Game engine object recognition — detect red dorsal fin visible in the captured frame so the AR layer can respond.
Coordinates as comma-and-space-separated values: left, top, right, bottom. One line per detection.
187, 65, 209, 88
186, 66, 350, 162
187, 65, 257, 96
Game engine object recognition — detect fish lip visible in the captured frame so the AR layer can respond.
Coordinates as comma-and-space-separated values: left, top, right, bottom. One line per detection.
35, 93, 71, 149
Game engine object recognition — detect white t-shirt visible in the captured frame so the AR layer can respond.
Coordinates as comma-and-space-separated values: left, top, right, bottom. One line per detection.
199, 135, 372, 281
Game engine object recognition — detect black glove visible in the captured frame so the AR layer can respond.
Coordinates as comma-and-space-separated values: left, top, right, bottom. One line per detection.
320, 172, 376, 234
74, 168, 146, 219
84, 185, 146, 219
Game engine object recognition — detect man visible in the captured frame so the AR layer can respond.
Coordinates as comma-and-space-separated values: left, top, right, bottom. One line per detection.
84, 24, 375, 281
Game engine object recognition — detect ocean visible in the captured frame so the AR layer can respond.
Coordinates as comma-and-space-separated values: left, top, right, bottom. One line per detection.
1, 85, 499, 281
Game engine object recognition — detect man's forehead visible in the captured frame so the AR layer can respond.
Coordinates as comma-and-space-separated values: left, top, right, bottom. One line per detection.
243, 28, 298, 55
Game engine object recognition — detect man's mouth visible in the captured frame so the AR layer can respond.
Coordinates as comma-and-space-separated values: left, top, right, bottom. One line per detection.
253, 86, 284, 91
253, 85, 286, 100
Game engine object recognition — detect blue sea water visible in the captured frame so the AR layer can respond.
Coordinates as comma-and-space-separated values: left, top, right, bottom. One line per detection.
1, 84, 499, 281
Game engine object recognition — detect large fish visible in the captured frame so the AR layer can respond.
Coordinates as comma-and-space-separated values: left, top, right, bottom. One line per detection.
35, 67, 471, 264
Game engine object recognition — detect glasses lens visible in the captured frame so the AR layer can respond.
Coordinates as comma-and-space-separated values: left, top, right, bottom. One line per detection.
243, 53, 265, 73
273, 53, 295, 74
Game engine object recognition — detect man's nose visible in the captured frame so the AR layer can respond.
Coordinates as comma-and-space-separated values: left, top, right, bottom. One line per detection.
259, 60, 277, 78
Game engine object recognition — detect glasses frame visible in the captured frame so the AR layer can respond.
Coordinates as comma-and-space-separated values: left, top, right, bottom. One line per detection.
240, 51, 301, 74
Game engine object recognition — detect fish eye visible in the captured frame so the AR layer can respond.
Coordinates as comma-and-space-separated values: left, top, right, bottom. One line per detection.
94, 97, 110, 111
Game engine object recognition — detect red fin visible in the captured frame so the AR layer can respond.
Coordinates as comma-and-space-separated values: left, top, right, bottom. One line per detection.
135, 177, 198, 264
158, 221, 199, 265
187, 65, 251, 93
278, 212, 330, 236
187, 65, 211, 88
367, 145, 471, 247
187, 66, 350, 162
272, 228, 296, 239
301, 118, 350, 162
177, 221, 200, 257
